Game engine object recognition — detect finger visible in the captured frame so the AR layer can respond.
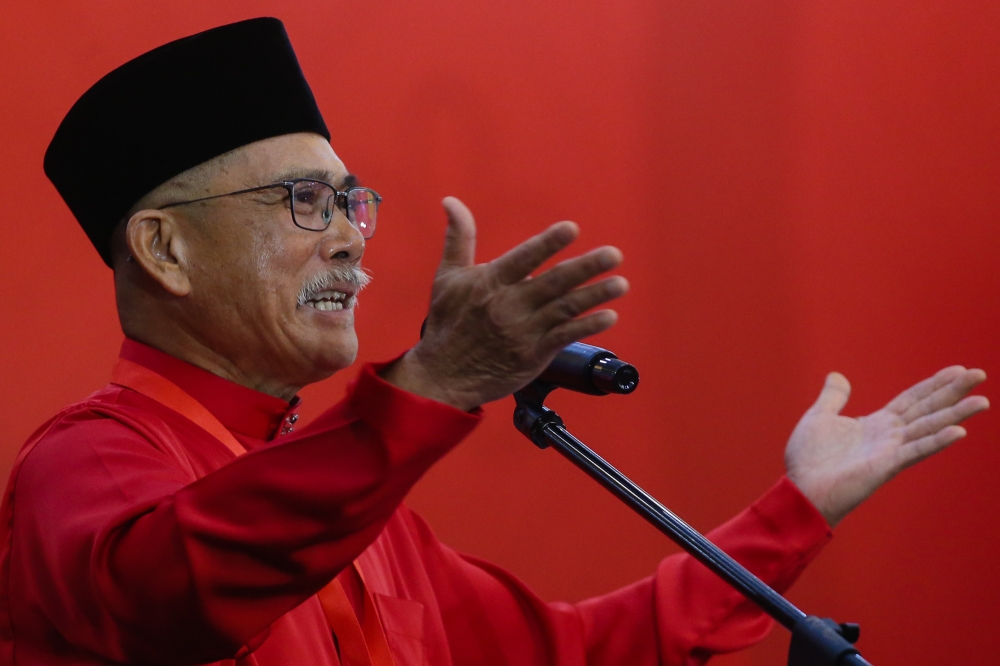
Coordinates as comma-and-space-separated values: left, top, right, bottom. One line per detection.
895, 425, 967, 472
438, 197, 477, 270
902, 394, 990, 441
517, 246, 624, 307
489, 221, 580, 285
532, 277, 629, 328
899, 369, 987, 424
883, 366, 967, 415
809, 372, 852, 415
539, 309, 619, 353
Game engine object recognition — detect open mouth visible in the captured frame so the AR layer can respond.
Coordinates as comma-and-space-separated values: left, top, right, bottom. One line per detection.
302, 289, 355, 311
297, 266, 370, 312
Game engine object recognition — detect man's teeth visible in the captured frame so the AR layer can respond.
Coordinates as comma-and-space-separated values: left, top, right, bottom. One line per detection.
309, 300, 343, 311
304, 290, 351, 311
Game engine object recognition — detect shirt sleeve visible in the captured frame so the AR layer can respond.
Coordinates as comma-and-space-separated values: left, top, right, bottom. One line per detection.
8, 363, 480, 664
406, 477, 831, 666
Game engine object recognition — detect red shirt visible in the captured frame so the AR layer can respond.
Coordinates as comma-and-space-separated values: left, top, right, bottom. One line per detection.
0, 340, 831, 665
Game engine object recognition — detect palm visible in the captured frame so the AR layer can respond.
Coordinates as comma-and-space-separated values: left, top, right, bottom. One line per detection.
785, 368, 988, 527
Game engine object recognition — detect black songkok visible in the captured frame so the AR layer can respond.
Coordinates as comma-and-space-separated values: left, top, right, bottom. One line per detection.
44, 17, 330, 267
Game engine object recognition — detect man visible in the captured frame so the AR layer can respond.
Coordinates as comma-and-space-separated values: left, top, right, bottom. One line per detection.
0, 17, 986, 666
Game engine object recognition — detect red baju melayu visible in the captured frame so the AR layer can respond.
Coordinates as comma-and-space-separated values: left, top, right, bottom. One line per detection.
0, 340, 831, 666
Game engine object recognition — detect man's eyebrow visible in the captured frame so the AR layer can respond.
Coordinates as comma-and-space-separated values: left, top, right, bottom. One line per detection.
339, 173, 360, 190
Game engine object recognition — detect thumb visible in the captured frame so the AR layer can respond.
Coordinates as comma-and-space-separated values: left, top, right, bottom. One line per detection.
439, 196, 477, 271
810, 372, 851, 415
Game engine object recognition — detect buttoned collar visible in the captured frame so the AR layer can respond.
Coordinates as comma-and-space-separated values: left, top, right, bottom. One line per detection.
119, 338, 301, 443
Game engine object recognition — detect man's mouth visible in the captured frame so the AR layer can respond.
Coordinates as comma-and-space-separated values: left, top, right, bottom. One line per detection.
302, 289, 354, 311
296, 266, 370, 312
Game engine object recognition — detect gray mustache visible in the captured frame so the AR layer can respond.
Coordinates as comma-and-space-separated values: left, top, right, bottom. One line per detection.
297, 266, 372, 306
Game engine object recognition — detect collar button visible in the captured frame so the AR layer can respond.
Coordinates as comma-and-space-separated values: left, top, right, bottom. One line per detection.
279, 413, 298, 436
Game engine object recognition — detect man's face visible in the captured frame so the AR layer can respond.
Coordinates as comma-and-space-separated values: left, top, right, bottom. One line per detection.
177, 132, 367, 395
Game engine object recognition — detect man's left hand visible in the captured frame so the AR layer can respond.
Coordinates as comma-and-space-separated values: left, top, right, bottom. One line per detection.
785, 367, 989, 527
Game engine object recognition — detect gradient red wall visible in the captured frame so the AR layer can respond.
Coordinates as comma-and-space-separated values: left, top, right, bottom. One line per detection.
2, 2, 998, 663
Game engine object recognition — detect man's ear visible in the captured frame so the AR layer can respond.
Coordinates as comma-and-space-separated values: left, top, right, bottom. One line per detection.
125, 210, 192, 297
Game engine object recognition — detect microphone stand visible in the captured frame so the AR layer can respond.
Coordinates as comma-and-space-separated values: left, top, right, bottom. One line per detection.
512, 380, 872, 666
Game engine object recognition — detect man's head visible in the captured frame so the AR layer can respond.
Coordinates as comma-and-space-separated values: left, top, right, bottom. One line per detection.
113, 133, 370, 399
45, 19, 371, 398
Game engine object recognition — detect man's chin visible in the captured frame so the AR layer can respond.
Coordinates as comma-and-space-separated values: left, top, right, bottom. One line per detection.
303, 337, 359, 378
285, 316, 359, 382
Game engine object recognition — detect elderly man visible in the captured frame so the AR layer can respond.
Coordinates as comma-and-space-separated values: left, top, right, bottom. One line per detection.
0, 17, 987, 666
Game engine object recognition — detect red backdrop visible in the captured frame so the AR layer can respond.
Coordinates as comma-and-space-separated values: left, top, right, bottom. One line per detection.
2, 2, 998, 663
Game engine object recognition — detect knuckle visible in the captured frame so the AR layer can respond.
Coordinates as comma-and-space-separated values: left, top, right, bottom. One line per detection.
547, 328, 577, 350
555, 297, 582, 320
542, 270, 572, 295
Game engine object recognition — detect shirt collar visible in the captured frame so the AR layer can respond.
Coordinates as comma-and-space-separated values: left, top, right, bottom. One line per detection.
118, 338, 300, 442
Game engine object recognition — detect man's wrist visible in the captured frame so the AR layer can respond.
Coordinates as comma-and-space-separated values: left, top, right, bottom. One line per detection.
785, 471, 842, 528
378, 349, 480, 412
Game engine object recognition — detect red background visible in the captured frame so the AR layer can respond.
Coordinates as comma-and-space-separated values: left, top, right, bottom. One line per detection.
2, 1, 998, 663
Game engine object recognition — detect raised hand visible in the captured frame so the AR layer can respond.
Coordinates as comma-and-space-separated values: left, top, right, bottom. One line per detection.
382, 197, 629, 411
785, 367, 989, 527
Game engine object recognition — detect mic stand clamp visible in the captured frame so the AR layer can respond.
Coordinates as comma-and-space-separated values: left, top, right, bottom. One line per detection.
790, 617, 863, 666
512, 380, 869, 666
512, 380, 564, 449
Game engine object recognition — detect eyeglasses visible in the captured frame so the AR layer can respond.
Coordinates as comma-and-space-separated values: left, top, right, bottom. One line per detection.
158, 178, 381, 238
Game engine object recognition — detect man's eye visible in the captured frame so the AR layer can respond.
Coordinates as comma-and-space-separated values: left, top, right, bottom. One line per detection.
294, 189, 319, 205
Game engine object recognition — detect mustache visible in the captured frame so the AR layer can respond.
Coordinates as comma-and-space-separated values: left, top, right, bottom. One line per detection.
297, 265, 372, 306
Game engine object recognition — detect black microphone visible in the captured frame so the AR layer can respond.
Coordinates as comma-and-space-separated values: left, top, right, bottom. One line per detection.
418, 320, 638, 396
537, 342, 639, 396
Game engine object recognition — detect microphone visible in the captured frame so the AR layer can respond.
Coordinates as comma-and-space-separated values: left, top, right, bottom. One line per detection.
418, 320, 638, 396
537, 342, 639, 395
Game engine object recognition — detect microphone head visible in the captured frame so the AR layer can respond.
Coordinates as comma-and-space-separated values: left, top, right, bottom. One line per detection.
538, 342, 640, 395
590, 356, 639, 394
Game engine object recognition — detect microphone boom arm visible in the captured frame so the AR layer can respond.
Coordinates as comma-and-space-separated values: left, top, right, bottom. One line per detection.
512, 380, 872, 666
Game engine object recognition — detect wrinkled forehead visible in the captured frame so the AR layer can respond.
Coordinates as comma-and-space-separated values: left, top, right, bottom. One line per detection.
221, 133, 350, 189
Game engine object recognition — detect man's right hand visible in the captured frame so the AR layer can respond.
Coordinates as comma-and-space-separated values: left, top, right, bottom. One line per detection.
381, 197, 629, 411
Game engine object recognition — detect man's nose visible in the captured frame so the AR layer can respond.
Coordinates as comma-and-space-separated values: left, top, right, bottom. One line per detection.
319, 212, 365, 262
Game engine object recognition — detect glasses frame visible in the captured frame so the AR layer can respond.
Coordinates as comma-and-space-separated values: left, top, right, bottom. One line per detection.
158, 178, 381, 238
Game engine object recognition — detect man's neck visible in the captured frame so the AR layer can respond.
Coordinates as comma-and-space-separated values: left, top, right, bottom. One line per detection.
122, 330, 303, 402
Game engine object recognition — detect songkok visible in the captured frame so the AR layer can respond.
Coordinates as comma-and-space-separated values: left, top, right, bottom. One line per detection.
44, 17, 330, 267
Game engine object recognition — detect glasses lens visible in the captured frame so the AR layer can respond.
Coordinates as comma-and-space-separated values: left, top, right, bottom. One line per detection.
346, 188, 379, 239
291, 180, 336, 231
